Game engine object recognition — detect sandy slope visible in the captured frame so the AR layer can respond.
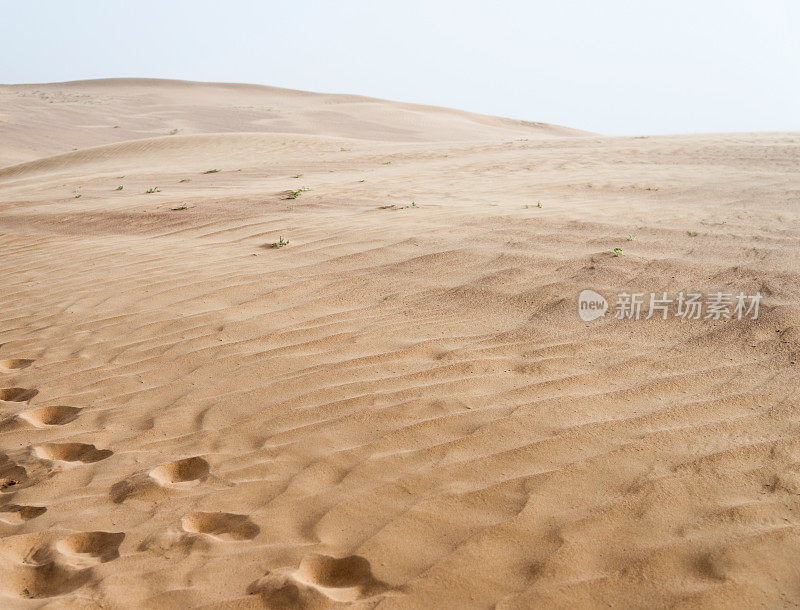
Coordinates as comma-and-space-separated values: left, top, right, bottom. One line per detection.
0, 78, 585, 167
0, 79, 799, 608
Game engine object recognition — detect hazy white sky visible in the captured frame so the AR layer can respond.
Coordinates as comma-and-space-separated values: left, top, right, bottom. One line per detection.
3, 0, 799, 135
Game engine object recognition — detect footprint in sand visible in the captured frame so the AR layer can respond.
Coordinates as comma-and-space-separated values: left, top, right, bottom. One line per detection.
248, 554, 385, 606
20, 406, 81, 427
0, 504, 47, 525
149, 456, 209, 485
181, 512, 259, 540
0, 452, 28, 490
0, 359, 34, 371
108, 474, 160, 504
294, 554, 381, 601
137, 528, 210, 558
33, 443, 113, 464
0, 533, 90, 599
111, 456, 211, 503
0, 387, 38, 402
55, 531, 125, 565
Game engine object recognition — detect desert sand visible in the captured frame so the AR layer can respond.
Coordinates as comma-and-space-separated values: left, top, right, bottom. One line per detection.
0, 78, 799, 608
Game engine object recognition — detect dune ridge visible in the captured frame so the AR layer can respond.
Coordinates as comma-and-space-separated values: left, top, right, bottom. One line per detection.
0, 78, 587, 168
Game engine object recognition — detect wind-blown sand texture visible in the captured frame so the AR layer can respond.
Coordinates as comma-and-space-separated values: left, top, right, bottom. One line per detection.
0, 79, 799, 608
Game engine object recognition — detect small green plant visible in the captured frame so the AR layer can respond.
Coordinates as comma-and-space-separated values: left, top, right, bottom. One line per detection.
169, 128, 179, 135
411, 201, 417, 207
358, 179, 366, 183
115, 185, 123, 190
202, 169, 220, 174
293, 173, 303, 179
270, 236, 289, 248
74, 193, 82, 198
612, 247, 623, 257
536, 201, 542, 208
170, 203, 192, 211
286, 187, 309, 200
145, 187, 161, 194
113, 125, 120, 129
179, 178, 191, 183
627, 233, 636, 241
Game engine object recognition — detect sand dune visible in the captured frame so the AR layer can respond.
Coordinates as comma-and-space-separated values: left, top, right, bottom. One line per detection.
0, 78, 799, 607
0, 78, 585, 167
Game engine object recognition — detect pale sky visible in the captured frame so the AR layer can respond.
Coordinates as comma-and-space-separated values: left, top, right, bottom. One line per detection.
3, 0, 799, 135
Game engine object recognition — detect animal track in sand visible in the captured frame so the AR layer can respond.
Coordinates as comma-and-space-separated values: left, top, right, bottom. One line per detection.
0, 359, 34, 371
149, 456, 209, 485
55, 532, 125, 564
4, 561, 90, 599
109, 474, 163, 504
111, 458, 211, 504
0, 504, 46, 525
0, 387, 38, 402
137, 529, 210, 558
294, 554, 382, 602
0, 453, 28, 489
34, 443, 112, 463
249, 554, 385, 606
247, 574, 330, 608
296, 554, 375, 590
20, 405, 81, 427
181, 512, 259, 540
0, 535, 90, 598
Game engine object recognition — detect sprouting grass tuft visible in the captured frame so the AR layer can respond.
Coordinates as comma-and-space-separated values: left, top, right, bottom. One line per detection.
627, 233, 636, 241
115, 185, 123, 191
202, 169, 220, 174
169, 128, 179, 135
285, 187, 309, 200
145, 187, 161, 194
269, 236, 289, 248
612, 247, 623, 257
170, 203, 193, 211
